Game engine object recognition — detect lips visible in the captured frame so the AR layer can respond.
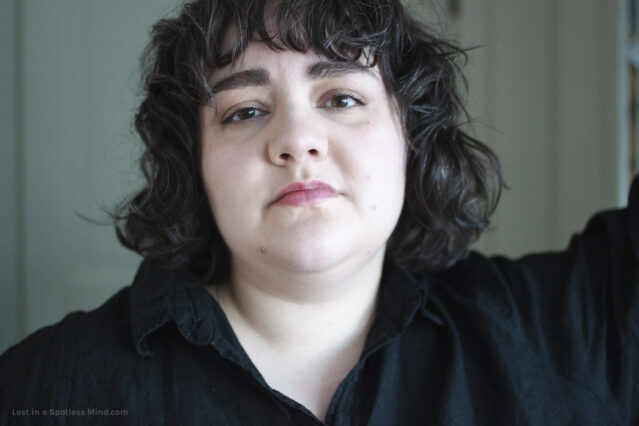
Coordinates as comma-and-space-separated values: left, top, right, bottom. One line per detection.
273, 180, 338, 206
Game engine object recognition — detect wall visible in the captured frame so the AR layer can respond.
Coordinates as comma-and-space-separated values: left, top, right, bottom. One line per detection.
417, 0, 623, 256
1, 0, 20, 352
1, 0, 178, 353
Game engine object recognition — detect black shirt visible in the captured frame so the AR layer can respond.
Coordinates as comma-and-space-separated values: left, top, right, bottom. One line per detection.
1, 178, 638, 425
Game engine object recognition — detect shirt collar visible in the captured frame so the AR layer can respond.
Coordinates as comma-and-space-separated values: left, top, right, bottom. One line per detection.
129, 257, 441, 358
129, 259, 238, 357
361, 258, 440, 354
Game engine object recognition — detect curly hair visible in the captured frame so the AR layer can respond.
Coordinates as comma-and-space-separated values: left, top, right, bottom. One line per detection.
114, 0, 503, 283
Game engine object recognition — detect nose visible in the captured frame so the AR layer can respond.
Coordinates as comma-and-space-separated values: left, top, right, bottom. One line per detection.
267, 110, 328, 166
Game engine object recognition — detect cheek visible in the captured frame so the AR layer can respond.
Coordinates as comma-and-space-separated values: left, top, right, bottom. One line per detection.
200, 146, 267, 252
200, 144, 255, 220
341, 122, 407, 201
201, 147, 226, 207
329, 125, 406, 250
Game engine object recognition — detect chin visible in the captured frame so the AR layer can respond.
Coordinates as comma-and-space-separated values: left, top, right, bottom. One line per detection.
266, 233, 355, 273
263, 225, 390, 275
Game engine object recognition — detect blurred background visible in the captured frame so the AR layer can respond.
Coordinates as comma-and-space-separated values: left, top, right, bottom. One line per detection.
0, 0, 636, 353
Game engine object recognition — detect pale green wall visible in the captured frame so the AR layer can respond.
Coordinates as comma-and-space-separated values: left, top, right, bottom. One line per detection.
414, 0, 623, 255
1, 0, 20, 353
1, 0, 179, 353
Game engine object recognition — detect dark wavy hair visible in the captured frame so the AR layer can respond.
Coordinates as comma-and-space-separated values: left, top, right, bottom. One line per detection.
114, 0, 503, 283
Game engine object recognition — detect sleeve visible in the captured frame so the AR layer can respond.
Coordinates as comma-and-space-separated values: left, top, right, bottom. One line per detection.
502, 175, 639, 423
438, 175, 639, 424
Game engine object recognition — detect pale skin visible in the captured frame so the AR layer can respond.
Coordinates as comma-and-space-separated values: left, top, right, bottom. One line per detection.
200, 42, 407, 420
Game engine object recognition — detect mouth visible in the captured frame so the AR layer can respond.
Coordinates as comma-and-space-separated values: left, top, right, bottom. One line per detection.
272, 180, 338, 206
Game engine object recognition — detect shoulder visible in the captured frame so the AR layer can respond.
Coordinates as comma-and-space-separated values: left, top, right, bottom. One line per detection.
422, 180, 639, 420
437, 173, 639, 309
0, 285, 133, 369
0, 286, 134, 409
432, 199, 638, 332
426, 175, 639, 355
411, 181, 639, 419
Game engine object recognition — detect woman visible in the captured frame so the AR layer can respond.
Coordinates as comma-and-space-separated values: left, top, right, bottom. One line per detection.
1, 0, 637, 424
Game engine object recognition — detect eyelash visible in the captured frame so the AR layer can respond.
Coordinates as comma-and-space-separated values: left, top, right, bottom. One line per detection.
221, 106, 265, 125
220, 92, 365, 125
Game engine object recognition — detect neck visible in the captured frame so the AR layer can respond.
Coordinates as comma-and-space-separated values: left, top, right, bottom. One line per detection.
211, 248, 385, 353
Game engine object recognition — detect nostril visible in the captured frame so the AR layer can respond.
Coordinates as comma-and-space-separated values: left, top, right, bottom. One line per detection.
308, 149, 318, 156
280, 153, 291, 160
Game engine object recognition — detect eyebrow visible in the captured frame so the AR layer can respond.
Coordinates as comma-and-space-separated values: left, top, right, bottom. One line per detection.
211, 68, 270, 94
210, 61, 373, 94
307, 61, 373, 79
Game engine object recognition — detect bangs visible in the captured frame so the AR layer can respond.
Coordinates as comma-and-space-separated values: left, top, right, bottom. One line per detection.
209, 0, 396, 68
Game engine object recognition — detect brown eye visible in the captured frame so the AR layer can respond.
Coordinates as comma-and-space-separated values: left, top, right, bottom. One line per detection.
324, 94, 363, 109
223, 107, 266, 124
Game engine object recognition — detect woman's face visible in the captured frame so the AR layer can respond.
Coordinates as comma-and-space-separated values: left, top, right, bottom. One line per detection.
200, 43, 406, 274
